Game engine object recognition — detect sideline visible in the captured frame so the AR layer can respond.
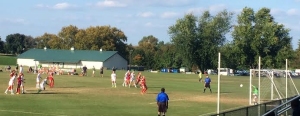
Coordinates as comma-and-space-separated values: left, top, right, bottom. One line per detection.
0, 109, 68, 116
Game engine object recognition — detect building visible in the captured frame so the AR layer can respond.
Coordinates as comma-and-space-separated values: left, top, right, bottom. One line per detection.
17, 48, 127, 70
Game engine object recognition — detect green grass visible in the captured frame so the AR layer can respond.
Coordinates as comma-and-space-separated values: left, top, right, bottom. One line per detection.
0, 67, 299, 116
0, 55, 17, 65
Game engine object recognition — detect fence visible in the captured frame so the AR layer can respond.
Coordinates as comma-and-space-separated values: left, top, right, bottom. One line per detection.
263, 95, 300, 116
210, 96, 298, 116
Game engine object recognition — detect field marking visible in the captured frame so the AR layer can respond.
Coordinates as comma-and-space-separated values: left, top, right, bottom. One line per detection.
0, 109, 68, 116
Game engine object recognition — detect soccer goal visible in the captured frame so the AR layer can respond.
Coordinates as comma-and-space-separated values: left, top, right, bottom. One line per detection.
249, 60, 299, 105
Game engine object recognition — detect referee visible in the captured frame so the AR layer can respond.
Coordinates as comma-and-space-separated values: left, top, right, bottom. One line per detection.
156, 88, 169, 116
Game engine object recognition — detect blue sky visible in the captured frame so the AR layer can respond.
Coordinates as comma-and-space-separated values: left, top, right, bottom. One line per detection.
0, 0, 300, 49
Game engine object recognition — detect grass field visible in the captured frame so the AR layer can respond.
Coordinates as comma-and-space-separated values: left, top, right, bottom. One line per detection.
0, 55, 17, 66
0, 67, 299, 116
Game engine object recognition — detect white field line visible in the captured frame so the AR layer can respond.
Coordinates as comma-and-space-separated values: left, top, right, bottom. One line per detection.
0, 109, 67, 116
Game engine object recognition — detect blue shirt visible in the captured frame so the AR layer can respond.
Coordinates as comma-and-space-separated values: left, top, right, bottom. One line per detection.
205, 77, 211, 84
156, 92, 169, 103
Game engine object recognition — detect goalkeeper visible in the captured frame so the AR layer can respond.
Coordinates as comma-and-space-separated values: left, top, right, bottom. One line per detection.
252, 85, 258, 105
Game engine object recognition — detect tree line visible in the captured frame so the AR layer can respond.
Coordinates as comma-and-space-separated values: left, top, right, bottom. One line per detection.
0, 7, 299, 72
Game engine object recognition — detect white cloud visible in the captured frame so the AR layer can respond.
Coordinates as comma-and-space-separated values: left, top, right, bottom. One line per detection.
287, 8, 300, 16
137, 12, 155, 18
160, 12, 179, 19
96, 0, 127, 7
36, 3, 77, 10
53, 3, 75, 10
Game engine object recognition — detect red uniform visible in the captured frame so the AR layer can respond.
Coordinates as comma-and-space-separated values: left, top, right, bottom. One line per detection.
16, 76, 22, 94
48, 74, 54, 88
140, 76, 147, 94
126, 72, 131, 84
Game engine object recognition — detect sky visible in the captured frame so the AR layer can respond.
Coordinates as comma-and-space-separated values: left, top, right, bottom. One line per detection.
0, 0, 300, 49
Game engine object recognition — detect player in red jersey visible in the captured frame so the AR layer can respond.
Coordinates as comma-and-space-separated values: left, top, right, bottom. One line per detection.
135, 72, 142, 88
126, 71, 131, 86
16, 74, 22, 94
140, 76, 148, 94
48, 73, 54, 88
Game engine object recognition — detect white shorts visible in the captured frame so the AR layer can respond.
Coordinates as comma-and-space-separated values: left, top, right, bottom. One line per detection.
40, 84, 44, 89
8, 81, 14, 86
93, 71, 95, 74
130, 78, 135, 82
111, 78, 116, 82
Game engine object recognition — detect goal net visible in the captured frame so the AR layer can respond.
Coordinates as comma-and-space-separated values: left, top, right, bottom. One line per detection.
249, 69, 299, 105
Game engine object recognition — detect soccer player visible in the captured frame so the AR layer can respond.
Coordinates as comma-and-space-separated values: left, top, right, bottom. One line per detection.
48, 73, 54, 88
19, 65, 23, 73
36, 71, 42, 88
111, 71, 117, 88
136, 72, 142, 87
5, 73, 17, 94
100, 67, 104, 78
92, 66, 96, 77
122, 70, 130, 87
129, 71, 137, 88
19, 73, 25, 94
198, 70, 203, 82
38, 78, 48, 93
156, 88, 169, 116
252, 85, 258, 105
203, 75, 212, 93
140, 76, 148, 94
16, 74, 22, 94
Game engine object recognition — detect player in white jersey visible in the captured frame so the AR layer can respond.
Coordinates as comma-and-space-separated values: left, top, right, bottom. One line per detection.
5, 73, 17, 94
111, 71, 117, 88
19, 65, 23, 73
38, 78, 48, 93
36, 71, 42, 88
129, 71, 137, 88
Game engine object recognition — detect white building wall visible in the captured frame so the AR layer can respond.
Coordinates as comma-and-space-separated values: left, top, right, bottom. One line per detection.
81, 61, 103, 69
103, 54, 127, 70
17, 58, 36, 67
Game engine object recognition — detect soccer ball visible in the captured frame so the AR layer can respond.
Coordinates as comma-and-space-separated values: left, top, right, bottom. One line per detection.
240, 84, 243, 87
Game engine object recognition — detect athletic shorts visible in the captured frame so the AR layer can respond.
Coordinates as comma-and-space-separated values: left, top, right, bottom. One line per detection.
100, 71, 103, 74
205, 83, 210, 88
158, 102, 167, 112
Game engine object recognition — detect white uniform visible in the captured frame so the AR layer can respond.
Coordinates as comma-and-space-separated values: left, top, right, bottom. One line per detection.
8, 76, 16, 86
39, 79, 48, 90
19, 66, 23, 73
36, 73, 41, 83
130, 73, 135, 82
111, 73, 116, 82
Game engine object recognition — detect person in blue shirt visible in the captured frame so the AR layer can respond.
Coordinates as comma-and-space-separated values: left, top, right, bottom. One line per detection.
156, 88, 169, 116
203, 75, 212, 93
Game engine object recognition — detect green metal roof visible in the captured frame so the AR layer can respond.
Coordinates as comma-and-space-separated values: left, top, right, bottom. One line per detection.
18, 49, 118, 63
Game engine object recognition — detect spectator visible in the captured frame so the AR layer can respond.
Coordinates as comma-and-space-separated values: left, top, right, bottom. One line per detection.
83, 65, 87, 76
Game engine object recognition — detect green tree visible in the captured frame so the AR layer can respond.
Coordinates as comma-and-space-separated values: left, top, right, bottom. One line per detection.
58, 25, 79, 49
6, 33, 27, 54
232, 7, 293, 69
35, 33, 58, 49
137, 35, 159, 69
169, 10, 233, 72
0, 37, 4, 53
